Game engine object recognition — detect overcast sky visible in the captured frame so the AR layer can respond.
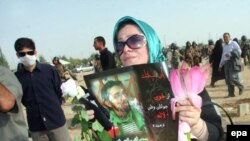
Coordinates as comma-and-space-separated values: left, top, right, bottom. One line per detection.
1, 0, 250, 69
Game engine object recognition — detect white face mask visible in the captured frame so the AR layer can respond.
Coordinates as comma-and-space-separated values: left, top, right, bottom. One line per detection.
19, 55, 37, 67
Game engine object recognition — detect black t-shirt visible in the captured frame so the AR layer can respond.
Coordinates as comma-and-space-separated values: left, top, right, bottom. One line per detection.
100, 48, 117, 70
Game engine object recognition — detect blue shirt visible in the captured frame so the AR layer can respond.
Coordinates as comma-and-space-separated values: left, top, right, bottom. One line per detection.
15, 62, 66, 132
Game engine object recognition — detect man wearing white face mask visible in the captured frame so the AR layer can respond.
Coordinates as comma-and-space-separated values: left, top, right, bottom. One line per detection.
18, 51, 37, 67
14, 38, 71, 141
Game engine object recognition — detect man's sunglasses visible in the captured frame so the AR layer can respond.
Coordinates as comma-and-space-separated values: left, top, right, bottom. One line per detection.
116, 34, 146, 55
18, 51, 35, 57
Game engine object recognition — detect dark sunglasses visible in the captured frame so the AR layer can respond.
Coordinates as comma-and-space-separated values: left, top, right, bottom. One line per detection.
18, 51, 35, 57
116, 34, 146, 55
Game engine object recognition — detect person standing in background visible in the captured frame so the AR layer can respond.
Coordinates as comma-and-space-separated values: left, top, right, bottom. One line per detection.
241, 35, 250, 66
170, 43, 181, 69
52, 56, 76, 82
219, 33, 244, 97
192, 41, 201, 66
207, 40, 214, 59
184, 41, 194, 67
209, 39, 225, 87
0, 65, 29, 141
93, 54, 102, 73
93, 36, 116, 71
14, 37, 71, 141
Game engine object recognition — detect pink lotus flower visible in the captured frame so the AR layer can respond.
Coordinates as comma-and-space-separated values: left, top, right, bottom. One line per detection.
170, 63, 210, 141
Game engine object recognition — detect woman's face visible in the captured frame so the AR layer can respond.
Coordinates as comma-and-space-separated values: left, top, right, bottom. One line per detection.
117, 24, 149, 67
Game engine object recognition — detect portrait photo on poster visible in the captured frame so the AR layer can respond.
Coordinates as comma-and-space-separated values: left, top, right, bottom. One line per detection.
84, 62, 178, 141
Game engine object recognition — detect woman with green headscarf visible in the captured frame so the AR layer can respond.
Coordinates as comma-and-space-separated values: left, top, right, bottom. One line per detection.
113, 16, 223, 141
113, 16, 165, 66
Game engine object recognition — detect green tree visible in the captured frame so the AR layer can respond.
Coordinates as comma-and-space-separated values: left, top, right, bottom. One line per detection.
60, 55, 68, 61
38, 55, 47, 63
55, 54, 97, 69
89, 53, 96, 61
0, 47, 10, 68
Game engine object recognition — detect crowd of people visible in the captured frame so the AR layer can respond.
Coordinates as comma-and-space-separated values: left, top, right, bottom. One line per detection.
1, 15, 250, 141
166, 33, 249, 98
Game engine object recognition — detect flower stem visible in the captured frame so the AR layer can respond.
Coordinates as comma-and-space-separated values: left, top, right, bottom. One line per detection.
186, 132, 191, 141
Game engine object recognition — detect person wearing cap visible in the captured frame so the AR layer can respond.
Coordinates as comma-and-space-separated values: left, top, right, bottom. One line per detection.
170, 43, 182, 69
207, 39, 214, 59
192, 41, 202, 66
184, 41, 194, 67
241, 35, 250, 66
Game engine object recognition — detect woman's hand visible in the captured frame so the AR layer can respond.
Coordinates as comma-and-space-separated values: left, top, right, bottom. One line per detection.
175, 99, 208, 140
175, 99, 201, 128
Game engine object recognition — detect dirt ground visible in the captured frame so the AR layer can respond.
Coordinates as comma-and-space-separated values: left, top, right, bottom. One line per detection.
205, 64, 250, 131
29, 61, 250, 140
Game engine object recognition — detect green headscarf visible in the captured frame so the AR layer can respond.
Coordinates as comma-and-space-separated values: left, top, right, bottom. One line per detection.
113, 16, 165, 63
